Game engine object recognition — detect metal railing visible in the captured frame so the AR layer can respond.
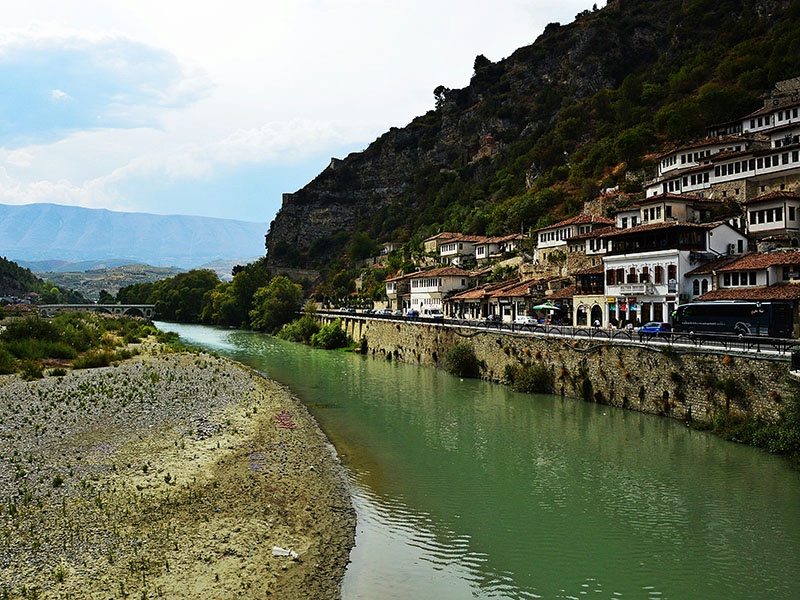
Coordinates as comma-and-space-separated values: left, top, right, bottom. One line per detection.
318, 310, 800, 357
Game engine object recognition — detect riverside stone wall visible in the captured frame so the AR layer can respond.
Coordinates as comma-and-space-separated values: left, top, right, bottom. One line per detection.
323, 315, 796, 423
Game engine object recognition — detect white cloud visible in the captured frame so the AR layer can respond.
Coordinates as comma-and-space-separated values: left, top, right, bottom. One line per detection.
0, 0, 605, 221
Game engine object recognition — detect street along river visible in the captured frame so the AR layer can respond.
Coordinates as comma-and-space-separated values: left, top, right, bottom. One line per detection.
157, 322, 800, 600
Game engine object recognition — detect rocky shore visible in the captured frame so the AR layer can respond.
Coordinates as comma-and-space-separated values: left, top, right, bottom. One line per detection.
0, 345, 355, 599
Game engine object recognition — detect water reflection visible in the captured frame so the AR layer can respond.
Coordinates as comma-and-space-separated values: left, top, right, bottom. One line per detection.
158, 323, 800, 600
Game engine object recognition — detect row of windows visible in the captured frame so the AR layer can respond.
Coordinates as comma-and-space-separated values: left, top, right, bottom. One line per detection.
722, 272, 758, 287
539, 228, 571, 243
749, 115, 773, 129
411, 278, 444, 288
680, 149, 712, 165
441, 243, 465, 253
665, 150, 800, 193
606, 265, 677, 286
619, 216, 639, 228
774, 134, 800, 148
749, 205, 797, 225
775, 107, 799, 123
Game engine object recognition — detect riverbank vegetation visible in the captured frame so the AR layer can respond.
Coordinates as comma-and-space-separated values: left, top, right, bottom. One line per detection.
0, 313, 162, 378
445, 343, 485, 378
694, 382, 800, 467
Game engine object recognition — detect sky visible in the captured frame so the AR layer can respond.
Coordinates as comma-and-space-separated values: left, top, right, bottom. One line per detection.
0, 1, 604, 225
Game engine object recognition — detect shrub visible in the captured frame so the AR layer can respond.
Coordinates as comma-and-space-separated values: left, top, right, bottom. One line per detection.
72, 350, 115, 369
277, 315, 321, 344
21, 361, 44, 381
445, 343, 484, 378
0, 347, 16, 375
310, 319, 352, 350
506, 363, 555, 394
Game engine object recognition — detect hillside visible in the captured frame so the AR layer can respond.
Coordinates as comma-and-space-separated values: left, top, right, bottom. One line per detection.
265, 0, 800, 277
34, 264, 186, 302
0, 203, 265, 269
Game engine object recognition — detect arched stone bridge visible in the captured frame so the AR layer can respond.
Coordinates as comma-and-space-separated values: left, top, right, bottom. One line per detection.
38, 304, 156, 319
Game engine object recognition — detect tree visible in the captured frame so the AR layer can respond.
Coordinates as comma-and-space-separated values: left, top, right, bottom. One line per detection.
98, 290, 115, 304
249, 275, 303, 333
348, 233, 379, 263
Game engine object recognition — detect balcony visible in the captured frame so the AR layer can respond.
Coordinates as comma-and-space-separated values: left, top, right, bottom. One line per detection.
619, 284, 656, 295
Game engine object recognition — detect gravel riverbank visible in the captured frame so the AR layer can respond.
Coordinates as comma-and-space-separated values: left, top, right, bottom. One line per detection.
0, 345, 355, 599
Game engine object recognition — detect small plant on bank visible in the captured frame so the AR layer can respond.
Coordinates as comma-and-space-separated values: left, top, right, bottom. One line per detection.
504, 363, 555, 394
21, 361, 44, 381
445, 343, 485, 378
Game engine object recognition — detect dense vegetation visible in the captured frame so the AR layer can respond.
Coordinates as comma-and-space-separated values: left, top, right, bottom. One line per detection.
117, 260, 305, 334
0, 313, 160, 378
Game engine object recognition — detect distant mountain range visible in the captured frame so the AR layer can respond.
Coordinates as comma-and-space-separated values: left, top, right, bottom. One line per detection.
0, 203, 265, 269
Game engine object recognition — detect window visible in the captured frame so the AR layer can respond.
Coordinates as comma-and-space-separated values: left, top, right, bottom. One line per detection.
791, 206, 797, 221
640, 267, 650, 283
667, 264, 677, 281
607, 269, 616, 285
693, 279, 700, 294
627, 268, 637, 284
701, 279, 709, 294
655, 265, 664, 284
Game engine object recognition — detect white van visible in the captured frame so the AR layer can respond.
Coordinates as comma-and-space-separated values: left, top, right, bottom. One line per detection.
421, 308, 444, 321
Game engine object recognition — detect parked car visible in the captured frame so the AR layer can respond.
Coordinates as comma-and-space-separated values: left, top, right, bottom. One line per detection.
421, 308, 444, 320
514, 315, 537, 325
485, 314, 502, 324
406, 309, 419, 317
392, 309, 404, 316
374, 308, 392, 315
638, 321, 671, 337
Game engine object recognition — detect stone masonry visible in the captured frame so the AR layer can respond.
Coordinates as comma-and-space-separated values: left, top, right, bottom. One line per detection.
323, 315, 796, 423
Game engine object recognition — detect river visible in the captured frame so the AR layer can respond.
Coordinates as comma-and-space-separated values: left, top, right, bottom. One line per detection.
157, 322, 800, 600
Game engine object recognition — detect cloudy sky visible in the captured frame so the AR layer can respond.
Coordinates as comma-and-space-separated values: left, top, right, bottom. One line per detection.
1, 1, 603, 225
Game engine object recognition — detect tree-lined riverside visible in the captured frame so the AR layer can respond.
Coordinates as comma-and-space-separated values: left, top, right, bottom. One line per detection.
160, 322, 800, 599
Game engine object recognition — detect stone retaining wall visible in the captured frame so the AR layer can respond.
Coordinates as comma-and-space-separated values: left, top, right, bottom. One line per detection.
324, 316, 795, 423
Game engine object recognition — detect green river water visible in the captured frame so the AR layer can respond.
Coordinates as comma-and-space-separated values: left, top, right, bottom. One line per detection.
157, 323, 800, 600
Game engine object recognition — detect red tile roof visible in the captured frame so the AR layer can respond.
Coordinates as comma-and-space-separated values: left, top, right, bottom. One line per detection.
549, 284, 577, 299
684, 254, 745, 276
743, 190, 800, 206
697, 283, 800, 301
595, 220, 722, 238
533, 214, 614, 233
409, 267, 471, 278
717, 251, 800, 271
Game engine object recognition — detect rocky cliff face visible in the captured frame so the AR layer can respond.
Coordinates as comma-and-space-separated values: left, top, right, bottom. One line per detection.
265, 0, 794, 270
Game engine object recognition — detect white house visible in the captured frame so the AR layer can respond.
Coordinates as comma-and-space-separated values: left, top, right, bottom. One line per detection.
535, 214, 614, 263
408, 267, 471, 312
599, 221, 748, 325
743, 190, 800, 245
